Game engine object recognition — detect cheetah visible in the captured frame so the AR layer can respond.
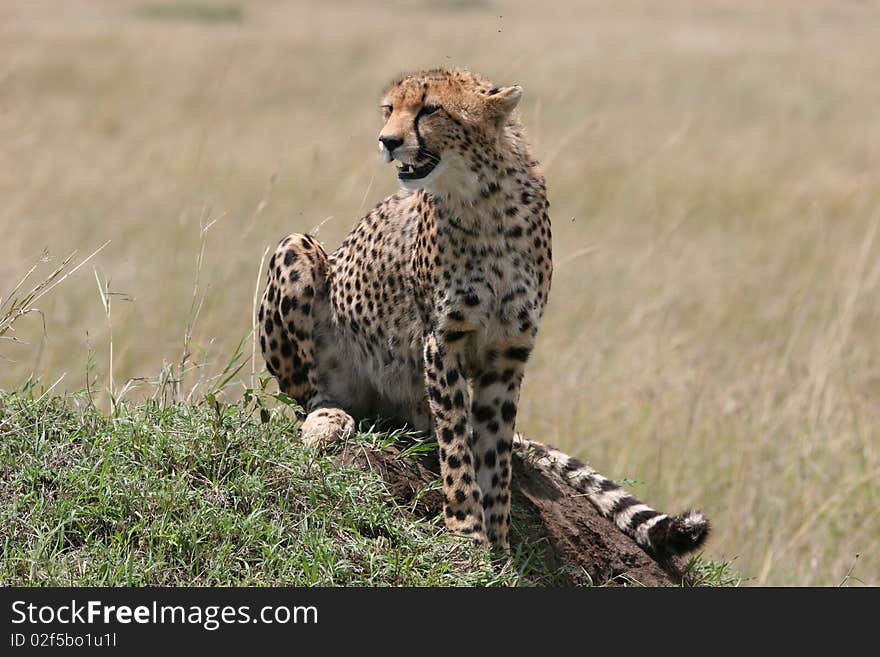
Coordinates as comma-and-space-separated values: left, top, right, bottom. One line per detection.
259, 67, 709, 556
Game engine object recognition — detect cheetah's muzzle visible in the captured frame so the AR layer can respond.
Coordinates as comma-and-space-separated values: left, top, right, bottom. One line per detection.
397, 150, 440, 181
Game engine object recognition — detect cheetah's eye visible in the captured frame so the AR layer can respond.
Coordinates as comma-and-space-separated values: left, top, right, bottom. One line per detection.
420, 104, 440, 117
381, 104, 392, 119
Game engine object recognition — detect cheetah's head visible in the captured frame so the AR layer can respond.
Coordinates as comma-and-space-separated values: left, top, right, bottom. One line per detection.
378, 68, 523, 195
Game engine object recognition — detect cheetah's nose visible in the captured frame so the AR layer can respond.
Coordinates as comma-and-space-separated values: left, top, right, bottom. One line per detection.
379, 135, 404, 155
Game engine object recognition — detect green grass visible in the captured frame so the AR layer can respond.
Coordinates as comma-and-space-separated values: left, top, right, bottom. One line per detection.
0, 389, 509, 586
0, 388, 735, 586
683, 555, 746, 588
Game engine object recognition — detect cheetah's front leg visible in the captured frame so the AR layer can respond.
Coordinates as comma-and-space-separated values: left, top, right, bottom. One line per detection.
470, 341, 532, 551
423, 332, 486, 546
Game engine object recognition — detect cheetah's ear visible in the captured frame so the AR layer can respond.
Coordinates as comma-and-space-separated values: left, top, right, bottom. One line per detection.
487, 85, 523, 124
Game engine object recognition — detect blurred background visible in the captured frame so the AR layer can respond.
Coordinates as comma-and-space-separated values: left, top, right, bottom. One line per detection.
2, 0, 879, 585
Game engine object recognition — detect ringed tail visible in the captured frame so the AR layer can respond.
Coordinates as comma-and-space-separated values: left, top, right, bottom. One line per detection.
513, 434, 710, 557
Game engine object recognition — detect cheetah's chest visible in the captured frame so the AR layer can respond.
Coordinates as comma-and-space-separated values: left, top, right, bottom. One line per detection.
432, 231, 545, 364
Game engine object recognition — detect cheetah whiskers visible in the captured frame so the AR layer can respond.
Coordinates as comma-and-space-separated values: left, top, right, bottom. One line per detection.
418, 149, 441, 165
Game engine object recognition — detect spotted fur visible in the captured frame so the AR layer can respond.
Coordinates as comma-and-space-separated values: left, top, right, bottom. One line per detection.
259, 67, 709, 555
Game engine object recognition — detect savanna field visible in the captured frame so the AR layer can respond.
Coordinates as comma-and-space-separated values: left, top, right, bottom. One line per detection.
2, 0, 879, 585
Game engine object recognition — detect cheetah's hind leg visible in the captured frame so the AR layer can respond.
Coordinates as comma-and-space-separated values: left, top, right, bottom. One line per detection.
259, 232, 355, 450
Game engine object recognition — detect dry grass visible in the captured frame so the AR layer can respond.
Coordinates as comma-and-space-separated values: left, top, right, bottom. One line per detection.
1, 0, 879, 585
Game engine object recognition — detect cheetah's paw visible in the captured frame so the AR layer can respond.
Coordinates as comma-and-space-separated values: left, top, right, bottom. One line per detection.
300, 408, 355, 449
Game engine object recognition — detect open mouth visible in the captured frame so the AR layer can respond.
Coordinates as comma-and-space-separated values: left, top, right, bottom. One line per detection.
396, 152, 440, 181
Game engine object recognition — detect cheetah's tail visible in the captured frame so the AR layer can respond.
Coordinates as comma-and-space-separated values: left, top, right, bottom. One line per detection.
513, 434, 709, 558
